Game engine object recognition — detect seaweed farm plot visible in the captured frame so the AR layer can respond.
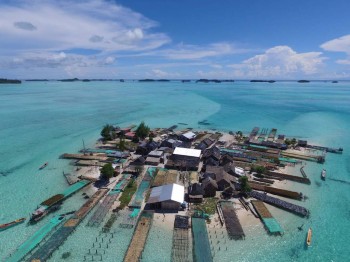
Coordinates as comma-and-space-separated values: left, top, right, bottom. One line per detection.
128, 168, 156, 208
218, 201, 245, 240
192, 217, 213, 262
27, 189, 108, 261
172, 215, 191, 262
124, 211, 154, 262
6, 216, 66, 262
87, 174, 131, 227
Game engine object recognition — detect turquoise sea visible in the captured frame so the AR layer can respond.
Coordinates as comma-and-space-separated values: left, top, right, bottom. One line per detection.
0, 81, 349, 261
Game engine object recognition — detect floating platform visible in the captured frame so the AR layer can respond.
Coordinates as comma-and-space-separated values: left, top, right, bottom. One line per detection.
191, 217, 213, 262
6, 216, 66, 262
28, 189, 108, 261
249, 190, 309, 217
218, 201, 245, 240
251, 200, 283, 234
123, 211, 154, 262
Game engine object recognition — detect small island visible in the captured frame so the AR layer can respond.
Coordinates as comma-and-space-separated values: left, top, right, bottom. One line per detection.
0, 78, 21, 84
196, 79, 221, 83
250, 80, 275, 83
297, 80, 310, 83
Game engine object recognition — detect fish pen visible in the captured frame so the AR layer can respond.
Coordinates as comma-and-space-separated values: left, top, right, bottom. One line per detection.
123, 211, 154, 262
27, 189, 108, 261
281, 151, 325, 163
251, 200, 283, 235
62, 179, 90, 197
6, 216, 66, 262
191, 217, 213, 262
218, 201, 245, 240
172, 215, 190, 262
249, 190, 309, 217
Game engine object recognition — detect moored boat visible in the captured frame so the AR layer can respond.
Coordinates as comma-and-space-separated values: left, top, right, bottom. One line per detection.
306, 228, 312, 247
0, 217, 26, 231
30, 194, 64, 223
39, 162, 48, 170
321, 169, 326, 180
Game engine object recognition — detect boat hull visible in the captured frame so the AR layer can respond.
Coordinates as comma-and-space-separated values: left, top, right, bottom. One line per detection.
0, 218, 26, 231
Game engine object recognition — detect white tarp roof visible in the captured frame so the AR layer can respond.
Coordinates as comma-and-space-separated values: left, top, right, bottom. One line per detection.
173, 147, 201, 158
235, 167, 245, 176
182, 131, 196, 139
147, 183, 184, 204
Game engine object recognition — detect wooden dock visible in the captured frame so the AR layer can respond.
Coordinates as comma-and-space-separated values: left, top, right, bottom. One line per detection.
300, 166, 307, 178
281, 151, 325, 163
251, 200, 283, 234
61, 153, 108, 161
249, 181, 303, 200
266, 171, 311, 184
249, 190, 309, 217
123, 211, 154, 262
218, 201, 245, 240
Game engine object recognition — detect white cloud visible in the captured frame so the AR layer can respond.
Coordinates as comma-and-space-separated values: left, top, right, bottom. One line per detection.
321, 35, 350, 54
228, 46, 325, 77
140, 42, 251, 60
151, 69, 180, 78
0, 0, 170, 53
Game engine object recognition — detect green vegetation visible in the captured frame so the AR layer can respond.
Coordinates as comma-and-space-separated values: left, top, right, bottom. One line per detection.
101, 124, 115, 141
135, 121, 150, 139
239, 176, 252, 194
119, 178, 137, 209
251, 165, 267, 175
118, 137, 127, 151
100, 163, 115, 180
193, 197, 219, 215
285, 137, 297, 146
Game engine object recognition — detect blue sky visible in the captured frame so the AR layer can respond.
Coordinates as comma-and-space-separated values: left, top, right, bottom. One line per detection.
1, 0, 350, 79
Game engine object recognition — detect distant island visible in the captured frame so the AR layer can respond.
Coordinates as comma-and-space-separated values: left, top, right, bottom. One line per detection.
138, 79, 170, 82
297, 80, 310, 83
332, 81, 338, 83
250, 80, 275, 83
196, 79, 222, 83
182, 80, 191, 83
26, 79, 49, 82
0, 78, 21, 84
60, 78, 80, 82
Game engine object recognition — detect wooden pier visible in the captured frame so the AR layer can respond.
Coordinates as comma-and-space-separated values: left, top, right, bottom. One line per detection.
249, 190, 309, 217
251, 200, 283, 234
61, 153, 108, 161
266, 171, 311, 184
281, 151, 325, 163
249, 181, 303, 200
123, 211, 154, 262
300, 166, 307, 178
306, 144, 343, 154
218, 201, 245, 240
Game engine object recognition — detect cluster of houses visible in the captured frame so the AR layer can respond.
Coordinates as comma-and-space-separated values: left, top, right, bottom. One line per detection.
115, 128, 249, 212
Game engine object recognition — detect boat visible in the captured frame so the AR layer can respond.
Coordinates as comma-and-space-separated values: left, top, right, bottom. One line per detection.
29, 194, 64, 223
0, 217, 26, 231
306, 228, 312, 246
321, 169, 326, 180
39, 162, 48, 170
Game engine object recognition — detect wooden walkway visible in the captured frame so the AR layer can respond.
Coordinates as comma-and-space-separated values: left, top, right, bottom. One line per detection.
249, 182, 303, 200
266, 171, 311, 184
123, 211, 154, 262
249, 190, 309, 217
251, 200, 283, 234
61, 153, 108, 161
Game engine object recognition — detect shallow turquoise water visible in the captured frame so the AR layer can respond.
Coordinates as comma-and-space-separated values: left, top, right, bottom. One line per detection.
0, 81, 349, 261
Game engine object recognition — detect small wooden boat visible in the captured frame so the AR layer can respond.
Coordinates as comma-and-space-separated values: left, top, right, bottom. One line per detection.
39, 162, 48, 170
306, 228, 312, 247
321, 169, 326, 180
0, 217, 26, 231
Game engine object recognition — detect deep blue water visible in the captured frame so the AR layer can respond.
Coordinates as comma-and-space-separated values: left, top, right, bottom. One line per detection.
0, 81, 349, 261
